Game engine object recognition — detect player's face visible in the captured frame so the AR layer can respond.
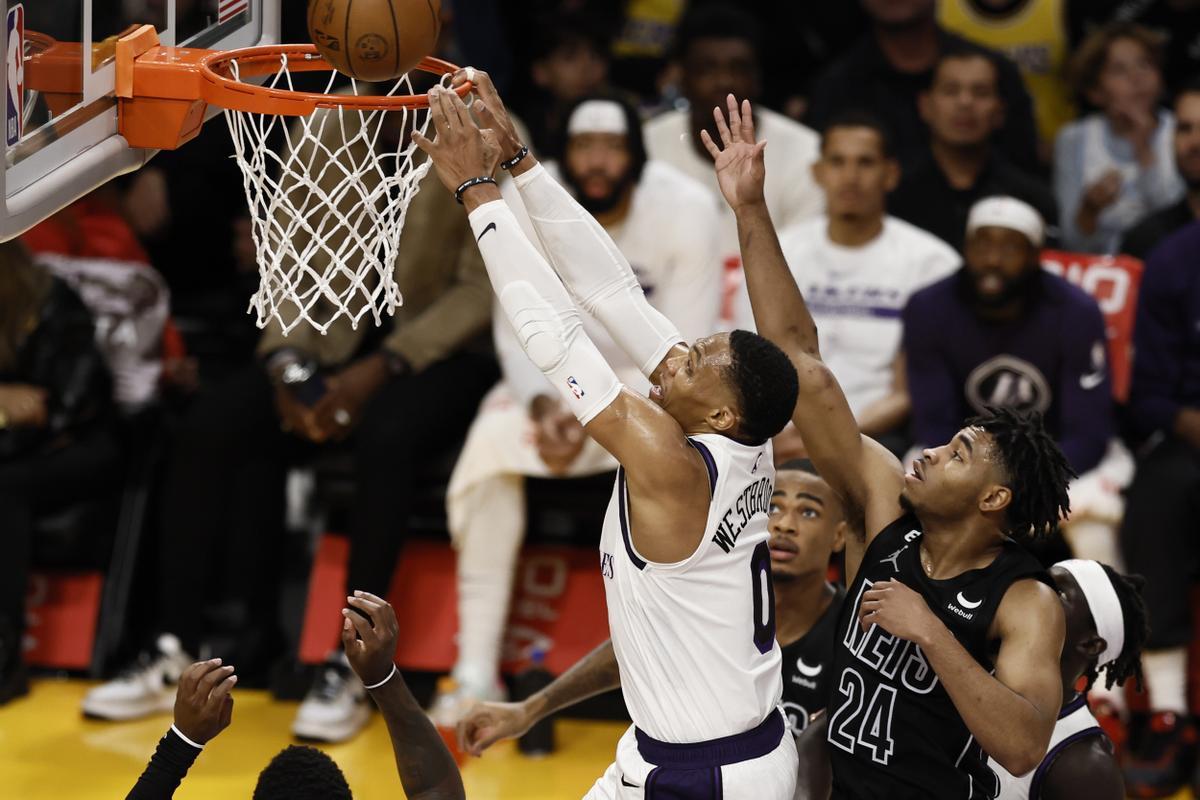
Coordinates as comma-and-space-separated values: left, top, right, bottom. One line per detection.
768, 471, 847, 581
920, 56, 1004, 148
1048, 565, 1106, 685
814, 127, 898, 219
1092, 37, 1162, 115
902, 426, 1007, 519
862, 0, 936, 29
1174, 93, 1200, 189
563, 132, 635, 212
683, 38, 760, 131
963, 226, 1039, 306
652, 335, 741, 434
1047, 566, 1097, 654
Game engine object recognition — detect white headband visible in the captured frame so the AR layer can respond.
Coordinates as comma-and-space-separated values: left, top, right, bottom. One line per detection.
1056, 559, 1125, 668
966, 196, 1045, 248
567, 100, 628, 137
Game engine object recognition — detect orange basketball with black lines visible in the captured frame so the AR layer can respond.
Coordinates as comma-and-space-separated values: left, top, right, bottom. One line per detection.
307, 0, 441, 82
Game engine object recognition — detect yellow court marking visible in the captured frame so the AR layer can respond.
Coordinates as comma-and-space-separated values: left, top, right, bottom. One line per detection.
0, 679, 625, 799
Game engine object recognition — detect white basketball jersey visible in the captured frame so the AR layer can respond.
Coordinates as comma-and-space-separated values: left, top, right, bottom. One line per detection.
598, 433, 783, 744
990, 695, 1106, 800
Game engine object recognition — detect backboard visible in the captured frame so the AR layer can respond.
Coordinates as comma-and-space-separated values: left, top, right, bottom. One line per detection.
1, 0, 279, 241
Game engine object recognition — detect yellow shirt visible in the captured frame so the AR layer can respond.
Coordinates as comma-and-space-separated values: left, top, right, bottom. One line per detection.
939, 0, 1075, 144
611, 0, 686, 59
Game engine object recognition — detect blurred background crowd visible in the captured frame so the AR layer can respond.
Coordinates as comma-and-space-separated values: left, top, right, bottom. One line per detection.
4, 0, 1200, 796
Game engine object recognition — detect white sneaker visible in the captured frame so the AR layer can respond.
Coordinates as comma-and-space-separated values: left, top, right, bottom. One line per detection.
82, 634, 192, 721
291, 654, 370, 743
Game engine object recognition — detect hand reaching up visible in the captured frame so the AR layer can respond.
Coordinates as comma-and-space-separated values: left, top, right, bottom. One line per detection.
173, 659, 236, 745
341, 590, 400, 688
700, 94, 767, 213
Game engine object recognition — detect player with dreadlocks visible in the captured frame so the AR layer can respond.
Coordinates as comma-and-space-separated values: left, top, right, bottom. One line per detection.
990, 560, 1149, 800
703, 94, 1074, 799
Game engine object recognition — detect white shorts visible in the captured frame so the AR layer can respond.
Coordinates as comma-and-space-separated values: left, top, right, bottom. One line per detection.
584, 710, 799, 800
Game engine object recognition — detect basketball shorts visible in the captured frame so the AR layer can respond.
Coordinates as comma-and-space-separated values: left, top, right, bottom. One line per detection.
584, 708, 798, 800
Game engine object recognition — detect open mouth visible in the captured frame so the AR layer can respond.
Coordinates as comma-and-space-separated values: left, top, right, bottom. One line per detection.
908, 459, 924, 481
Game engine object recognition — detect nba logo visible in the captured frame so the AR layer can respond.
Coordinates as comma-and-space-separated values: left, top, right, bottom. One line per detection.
6, 4, 23, 148
566, 376, 585, 400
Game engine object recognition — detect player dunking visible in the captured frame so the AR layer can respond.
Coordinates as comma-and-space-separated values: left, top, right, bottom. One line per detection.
702, 96, 1071, 798
415, 75, 801, 798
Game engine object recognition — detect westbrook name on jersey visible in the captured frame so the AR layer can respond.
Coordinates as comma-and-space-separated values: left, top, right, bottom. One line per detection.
827, 515, 1048, 800
598, 433, 784, 745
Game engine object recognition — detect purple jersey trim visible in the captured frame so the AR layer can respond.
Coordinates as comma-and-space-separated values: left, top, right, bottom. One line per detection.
636, 708, 784, 769
687, 438, 719, 495
616, 468, 647, 571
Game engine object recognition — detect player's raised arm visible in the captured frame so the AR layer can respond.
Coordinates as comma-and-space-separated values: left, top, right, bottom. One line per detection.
457, 69, 687, 384
701, 96, 905, 565
414, 88, 706, 507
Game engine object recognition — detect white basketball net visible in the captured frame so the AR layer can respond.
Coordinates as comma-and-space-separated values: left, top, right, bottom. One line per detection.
222, 55, 438, 335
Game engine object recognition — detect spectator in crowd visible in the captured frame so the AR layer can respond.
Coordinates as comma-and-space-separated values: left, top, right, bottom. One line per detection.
0, 241, 117, 706
643, 3, 823, 323
1121, 78, 1200, 259
126, 594, 465, 800
514, 13, 613, 160
1118, 220, 1200, 797
939, 0, 1076, 150
806, 0, 1041, 172
903, 197, 1124, 564
441, 93, 721, 712
1055, 23, 1185, 253
82, 107, 497, 745
455, 458, 854, 752
1070, 0, 1200, 98
889, 48, 1059, 252
751, 111, 959, 461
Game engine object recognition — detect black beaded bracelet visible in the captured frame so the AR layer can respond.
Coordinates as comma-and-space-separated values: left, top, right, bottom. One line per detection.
454, 176, 498, 204
500, 145, 530, 171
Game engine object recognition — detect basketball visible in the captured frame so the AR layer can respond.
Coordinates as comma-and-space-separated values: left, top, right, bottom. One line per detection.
307, 0, 441, 82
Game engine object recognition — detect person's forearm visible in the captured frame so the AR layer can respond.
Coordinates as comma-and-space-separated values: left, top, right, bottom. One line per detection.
524, 640, 620, 723
1175, 407, 1200, 450
370, 674, 465, 800
733, 202, 820, 359
512, 163, 682, 379
919, 624, 1052, 775
126, 728, 202, 800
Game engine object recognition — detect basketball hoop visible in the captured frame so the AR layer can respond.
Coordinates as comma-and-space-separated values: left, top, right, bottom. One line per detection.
109, 26, 472, 335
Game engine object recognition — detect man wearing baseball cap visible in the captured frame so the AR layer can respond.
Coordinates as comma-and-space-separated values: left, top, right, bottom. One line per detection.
902, 197, 1116, 554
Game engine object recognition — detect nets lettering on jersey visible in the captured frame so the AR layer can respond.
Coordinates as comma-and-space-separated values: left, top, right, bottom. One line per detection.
222, 54, 438, 335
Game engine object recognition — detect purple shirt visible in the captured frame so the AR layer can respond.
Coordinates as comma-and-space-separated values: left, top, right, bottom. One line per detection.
1129, 222, 1200, 440
903, 270, 1113, 474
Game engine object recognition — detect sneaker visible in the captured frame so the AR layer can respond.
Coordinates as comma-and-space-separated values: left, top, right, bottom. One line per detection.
291, 654, 370, 743
82, 634, 192, 721
1124, 711, 1199, 798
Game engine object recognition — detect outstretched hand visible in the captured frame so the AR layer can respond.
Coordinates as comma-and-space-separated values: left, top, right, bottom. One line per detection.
699, 94, 767, 213
452, 68, 525, 164
413, 86, 501, 195
341, 590, 400, 687
173, 659, 236, 745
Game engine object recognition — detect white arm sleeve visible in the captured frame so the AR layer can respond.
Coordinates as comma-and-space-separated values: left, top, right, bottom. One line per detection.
513, 163, 683, 377
468, 200, 621, 425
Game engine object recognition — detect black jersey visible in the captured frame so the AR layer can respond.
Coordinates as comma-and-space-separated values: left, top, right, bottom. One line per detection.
780, 583, 846, 735
826, 514, 1049, 800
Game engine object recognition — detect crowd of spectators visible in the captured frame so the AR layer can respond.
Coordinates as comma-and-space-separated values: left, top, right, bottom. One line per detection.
4, 0, 1200, 795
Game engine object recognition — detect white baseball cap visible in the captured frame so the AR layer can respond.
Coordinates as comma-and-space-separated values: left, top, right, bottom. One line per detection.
966, 196, 1045, 248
